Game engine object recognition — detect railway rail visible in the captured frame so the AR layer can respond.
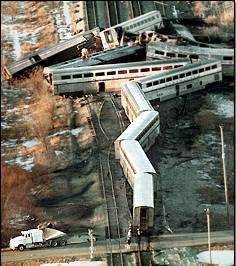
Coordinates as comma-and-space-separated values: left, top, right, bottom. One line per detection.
106, 1, 119, 26
84, 94, 125, 266
85, 1, 98, 29
131, 1, 142, 18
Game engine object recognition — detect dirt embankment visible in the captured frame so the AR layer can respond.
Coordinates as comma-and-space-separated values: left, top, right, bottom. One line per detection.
1, 72, 105, 247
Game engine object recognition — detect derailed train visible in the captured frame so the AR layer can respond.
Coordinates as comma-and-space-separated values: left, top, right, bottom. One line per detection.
115, 59, 223, 233
115, 81, 159, 233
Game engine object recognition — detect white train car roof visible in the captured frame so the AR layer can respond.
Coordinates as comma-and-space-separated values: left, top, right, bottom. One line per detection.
147, 42, 233, 57
120, 140, 156, 174
50, 58, 189, 74
122, 81, 153, 112
103, 10, 161, 31
115, 110, 159, 142
136, 59, 221, 84
133, 173, 154, 208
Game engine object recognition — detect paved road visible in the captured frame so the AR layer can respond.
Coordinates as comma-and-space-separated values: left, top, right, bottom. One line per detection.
1, 231, 233, 263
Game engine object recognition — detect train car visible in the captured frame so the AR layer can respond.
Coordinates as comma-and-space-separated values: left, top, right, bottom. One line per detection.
100, 10, 163, 50
136, 59, 222, 102
50, 44, 146, 69
146, 42, 233, 76
118, 140, 156, 231
114, 110, 160, 159
121, 81, 153, 122
50, 59, 189, 95
119, 140, 156, 188
2, 28, 100, 80
133, 173, 154, 231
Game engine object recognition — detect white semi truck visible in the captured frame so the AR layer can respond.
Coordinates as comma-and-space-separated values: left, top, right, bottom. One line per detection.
9, 227, 67, 251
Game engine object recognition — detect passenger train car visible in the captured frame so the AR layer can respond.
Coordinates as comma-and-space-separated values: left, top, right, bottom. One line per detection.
115, 110, 160, 159
115, 80, 160, 232
2, 28, 100, 80
121, 81, 153, 121
136, 59, 222, 102
50, 44, 146, 69
119, 140, 156, 231
50, 59, 189, 94
100, 11, 163, 50
147, 42, 233, 76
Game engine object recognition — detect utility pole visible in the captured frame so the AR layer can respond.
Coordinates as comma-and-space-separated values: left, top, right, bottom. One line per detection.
88, 229, 96, 260
219, 125, 230, 224
204, 208, 212, 265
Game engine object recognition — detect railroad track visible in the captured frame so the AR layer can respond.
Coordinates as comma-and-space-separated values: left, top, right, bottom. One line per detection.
85, 1, 98, 29
84, 95, 124, 266
105, 1, 119, 27
131, 1, 143, 18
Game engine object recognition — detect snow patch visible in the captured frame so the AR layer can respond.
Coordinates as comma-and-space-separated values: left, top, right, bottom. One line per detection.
208, 94, 234, 118
55, 150, 64, 156
71, 127, 83, 136
22, 139, 40, 148
1, 121, 10, 129
49, 130, 69, 137
5, 156, 34, 172
2, 139, 17, 147
197, 250, 234, 266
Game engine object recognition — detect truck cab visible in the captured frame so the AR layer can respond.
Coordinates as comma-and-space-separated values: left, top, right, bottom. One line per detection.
9, 228, 67, 251
10, 229, 44, 251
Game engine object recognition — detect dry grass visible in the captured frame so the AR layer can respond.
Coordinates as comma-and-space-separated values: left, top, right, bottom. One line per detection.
1, 162, 43, 247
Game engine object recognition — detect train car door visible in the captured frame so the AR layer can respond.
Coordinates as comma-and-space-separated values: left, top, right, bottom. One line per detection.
176, 84, 180, 96
140, 207, 148, 230
98, 82, 105, 92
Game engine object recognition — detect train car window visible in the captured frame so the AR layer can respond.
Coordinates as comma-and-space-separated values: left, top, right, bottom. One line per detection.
160, 79, 165, 84
205, 66, 211, 71
190, 54, 199, 59
180, 73, 185, 78
223, 56, 233, 60
192, 70, 198, 74
186, 72, 191, 76
166, 53, 175, 57
178, 54, 187, 58
211, 64, 217, 69
95, 72, 105, 76
118, 70, 127, 74
173, 75, 178, 80
199, 68, 204, 73
155, 50, 165, 55
61, 75, 71, 80
187, 84, 192, 89
163, 66, 172, 70
174, 64, 183, 68
129, 69, 139, 73
73, 74, 82, 78
166, 77, 172, 82
153, 80, 159, 86
84, 73, 93, 77
107, 71, 116, 75
141, 68, 150, 72
146, 82, 152, 87
152, 67, 161, 71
